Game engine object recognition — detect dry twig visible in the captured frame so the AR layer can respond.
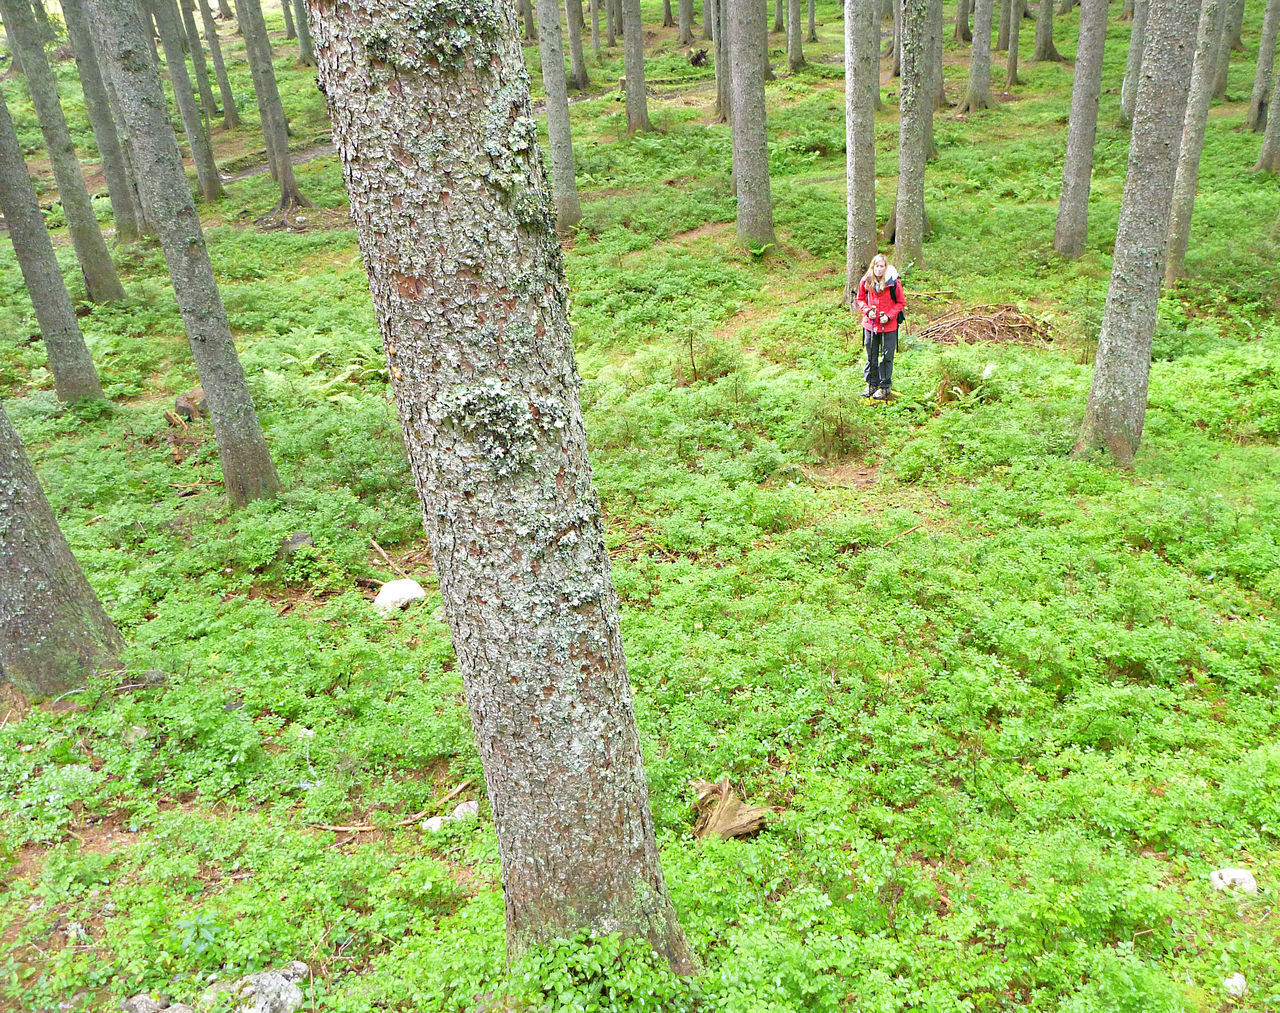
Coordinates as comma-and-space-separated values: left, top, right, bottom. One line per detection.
313, 779, 474, 834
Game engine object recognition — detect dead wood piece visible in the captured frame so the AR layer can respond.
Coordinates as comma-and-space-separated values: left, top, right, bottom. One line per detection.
918, 304, 1056, 345
312, 779, 474, 834
692, 778, 770, 840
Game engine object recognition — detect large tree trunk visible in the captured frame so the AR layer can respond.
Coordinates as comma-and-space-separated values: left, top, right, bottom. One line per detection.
956, 0, 993, 112
149, 0, 224, 201
304, 0, 698, 972
997, 0, 1009, 49
678, 0, 691, 44
1052, 0, 1106, 256
730, 0, 775, 247
1164, 0, 1225, 282
1, 0, 125, 302
292, 0, 314, 63
60, 0, 142, 242
1076, 0, 1198, 466
1005, 0, 1021, 85
1119, 0, 1148, 125
786, 0, 803, 67
1032, 0, 1062, 59
845, 0, 877, 301
894, 0, 926, 263
622, 0, 651, 130
236, 0, 311, 207
1210, 0, 1232, 99
1258, 54, 1280, 169
196, 0, 240, 127
0, 96, 106, 402
1246, 0, 1280, 130
537, 0, 583, 231
175, 0, 221, 122
566, 0, 589, 88
712, 0, 731, 121
0, 402, 124, 698
954, 0, 971, 41
88, 0, 284, 506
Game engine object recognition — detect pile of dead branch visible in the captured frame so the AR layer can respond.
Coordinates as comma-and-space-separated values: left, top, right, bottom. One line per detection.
918, 304, 1056, 346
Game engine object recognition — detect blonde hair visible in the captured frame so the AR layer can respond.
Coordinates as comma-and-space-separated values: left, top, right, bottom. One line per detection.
862, 254, 890, 292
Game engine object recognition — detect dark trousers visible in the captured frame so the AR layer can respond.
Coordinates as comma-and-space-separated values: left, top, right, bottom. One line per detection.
864, 328, 898, 390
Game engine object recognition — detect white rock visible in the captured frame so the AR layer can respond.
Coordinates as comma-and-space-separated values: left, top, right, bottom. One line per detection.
200, 961, 309, 1013
452, 800, 479, 820
1223, 972, 1247, 997
121, 997, 164, 1013
1209, 868, 1258, 894
421, 816, 447, 833
373, 579, 426, 615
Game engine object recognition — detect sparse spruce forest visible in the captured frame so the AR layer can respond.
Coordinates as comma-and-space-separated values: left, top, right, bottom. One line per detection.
1, 0, 1279, 1007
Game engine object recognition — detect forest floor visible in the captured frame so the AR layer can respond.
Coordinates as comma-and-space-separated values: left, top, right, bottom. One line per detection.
2, 1, 1280, 1011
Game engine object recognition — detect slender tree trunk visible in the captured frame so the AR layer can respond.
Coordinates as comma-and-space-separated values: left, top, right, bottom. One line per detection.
1076, 0, 1199, 465
845, 0, 877, 301
566, 0, 589, 88
664, 0, 675, 25
1246, 0, 1280, 130
292, 0, 314, 63
894, 0, 926, 263
786, 0, 803, 67
954, 0, 971, 40
623, 0, 651, 130
1119, 0, 1148, 124
592, 0, 602, 53
0, 402, 124, 698
730, 0, 775, 246
150, 0, 224, 201
957, 0, 993, 112
537, 0, 583, 231
1056, 0, 1075, 12
712, 0, 731, 121
0, 97, 106, 402
807, 0, 816, 40
1258, 54, 1280, 169
997, 0, 1009, 48
30, 0, 53, 39
892, 0, 902, 73
1210, 0, 1231, 99
762, 7, 775, 80
1052, 0, 1106, 256
89, 17, 152, 233
1032, 0, 1062, 59
237, 0, 310, 206
305, 0, 698, 971
216, 0, 233, 18
1164, 0, 1225, 282
774, 0, 783, 31
281, 0, 296, 37
677, 0, 690, 43
520, 0, 538, 39
60, 0, 142, 242
702, 0, 712, 38
606, 0, 615, 44
176, 0, 221, 122
196, 0, 239, 126
1006, 0, 1021, 84
0, 0, 125, 302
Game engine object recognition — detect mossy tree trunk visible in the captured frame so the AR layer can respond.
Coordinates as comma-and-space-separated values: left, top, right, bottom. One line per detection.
196, 0, 240, 127
149, 0, 224, 201
304, 0, 698, 971
1246, 0, 1280, 130
1052, 0, 1106, 256
845, 0, 877, 301
730, 0, 775, 247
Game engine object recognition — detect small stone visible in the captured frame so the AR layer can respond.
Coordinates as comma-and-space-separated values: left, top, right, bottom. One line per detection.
373, 578, 426, 615
121, 997, 164, 1013
121, 725, 149, 747
421, 816, 446, 833
174, 386, 208, 421
1223, 972, 1247, 997
165, 1005, 197, 1013
200, 962, 308, 1013
279, 532, 315, 556
452, 800, 479, 820
1210, 868, 1258, 894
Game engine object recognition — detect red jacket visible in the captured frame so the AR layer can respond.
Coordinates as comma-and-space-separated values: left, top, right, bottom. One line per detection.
856, 269, 905, 334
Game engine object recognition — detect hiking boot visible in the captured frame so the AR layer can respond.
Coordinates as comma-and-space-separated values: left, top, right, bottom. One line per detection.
864, 384, 876, 397
872, 387, 889, 400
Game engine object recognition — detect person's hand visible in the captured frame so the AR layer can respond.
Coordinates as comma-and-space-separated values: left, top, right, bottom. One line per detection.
879, 312, 889, 323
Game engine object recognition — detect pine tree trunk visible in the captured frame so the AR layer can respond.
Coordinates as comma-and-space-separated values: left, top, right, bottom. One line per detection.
0, 402, 124, 698
281, 0, 296, 38
892, 0, 902, 74
703, 0, 712, 39
60, 0, 142, 242
292, 0, 314, 63
678, 0, 691, 44
1119, 0, 1148, 124
786, 0, 803, 68
0, 96, 106, 402
774, 0, 783, 31
807, 0, 816, 41
1164, 0, 1225, 282
1006, 0, 1021, 84
217, 0, 233, 18
566, 0, 589, 88
1246, 0, 1280, 130
1052, 0, 1106, 256
304, 0, 698, 970
605, 0, 615, 44
1225, 0, 1243, 50
730, 0, 775, 246
89, 0, 284, 506
196, 0, 239, 126
593, 0, 603, 53
521, 0, 538, 39
845, 0, 878, 301
150, 0, 224, 201
895, 0, 927, 263
1056, 0, 1076, 13
957, 0, 993, 112
922, 0, 942, 161
537, 0, 583, 231
1258, 54, 1280, 168
997, 0, 1009, 49
1210, 0, 1231, 99
663, 0, 675, 26
1032, 0, 1061, 59
30, 0, 54, 40
762, 7, 775, 79
623, 0, 651, 129
1121, 0, 1133, 17
0, 0, 124, 302
1076, 0, 1198, 465
712, 0, 731, 121
954, 0, 971, 41
88, 16, 152, 232
176, 0, 221, 122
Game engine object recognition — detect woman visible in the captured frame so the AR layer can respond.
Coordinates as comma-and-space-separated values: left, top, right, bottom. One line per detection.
855, 254, 905, 400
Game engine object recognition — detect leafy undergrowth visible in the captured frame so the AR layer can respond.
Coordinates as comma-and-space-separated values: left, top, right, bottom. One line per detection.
2, 1, 1280, 1011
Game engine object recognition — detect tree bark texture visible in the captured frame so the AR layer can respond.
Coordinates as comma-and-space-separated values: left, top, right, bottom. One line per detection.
1225, 0, 1243, 50
591, 0, 601, 54
956, 0, 993, 112
0, 0, 125, 302
0, 402, 124, 698
150, 0, 224, 201
774, 0, 783, 31
60, 0, 143, 241
304, 0, 698, 971
1076, 0, 1198, 465
565, 0, 589, 88
1052, 0, 1106, 256
196, 0, 240, 126
1005, 0, 1021, 85
282, 0, 297, 36
997, 0, 1009, 48
176, 0, 222, 122
1163, 0, 1224, 282
0, 96, 106, 402
1210, 0, 1232, 98
807, 0, 815, 41
845, 0, 877, 301
537, 0, 583, 231
730, 0, 775, 246
1246, 0, 1280, 130
88, 0, 284, 506
892, 0, 901, 74
895, 0, 926, 263
1032, 0, 1061, 59
786, 0, 803, 67
703, 0, 712, 38
293, 0, 315, 62
954, 0, 971, 41
678, 0, 692, 44
622, 0, 650, 129
1119, 0, 1148, 124
1258, 55, 1280, 168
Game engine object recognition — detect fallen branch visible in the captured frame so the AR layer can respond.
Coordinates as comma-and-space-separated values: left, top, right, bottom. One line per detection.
313, 779, 474, 834
881, 523, 923, 548
370, 537, 409, 578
